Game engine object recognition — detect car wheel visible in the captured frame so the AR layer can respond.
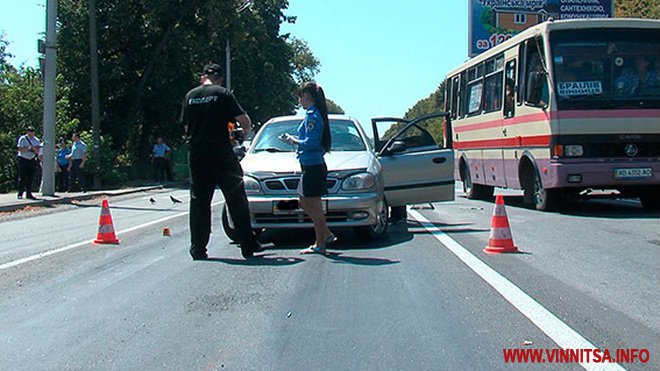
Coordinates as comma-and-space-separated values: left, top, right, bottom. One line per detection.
355, 198, 389, 240
221, 205, 239, 242
640, 191, 660, 210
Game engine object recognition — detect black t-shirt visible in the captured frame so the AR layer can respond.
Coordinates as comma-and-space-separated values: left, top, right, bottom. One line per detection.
181, 83, 244, 154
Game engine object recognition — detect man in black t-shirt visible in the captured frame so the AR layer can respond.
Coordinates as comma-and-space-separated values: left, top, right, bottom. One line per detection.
181, 63, 264, 260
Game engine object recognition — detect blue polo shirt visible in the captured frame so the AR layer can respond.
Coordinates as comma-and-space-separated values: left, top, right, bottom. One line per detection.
57, 147, 70, 166
153, 143, 171, 158
296, 105, 325, 166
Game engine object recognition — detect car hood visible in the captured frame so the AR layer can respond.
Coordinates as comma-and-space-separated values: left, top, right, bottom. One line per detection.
242, 151, 374, 178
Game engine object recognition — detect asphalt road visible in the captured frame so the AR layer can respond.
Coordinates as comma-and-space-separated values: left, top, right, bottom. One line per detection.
0, 186, 657, 370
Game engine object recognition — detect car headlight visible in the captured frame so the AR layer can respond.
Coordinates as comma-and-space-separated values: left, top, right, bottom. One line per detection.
565, 145, 584, 157
243, 176, 262, 194
341, 172, 376, 191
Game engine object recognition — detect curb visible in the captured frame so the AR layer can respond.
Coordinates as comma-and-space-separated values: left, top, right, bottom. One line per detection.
0, 185, 168, 213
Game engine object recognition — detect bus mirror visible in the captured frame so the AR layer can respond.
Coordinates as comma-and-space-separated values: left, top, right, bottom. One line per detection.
527, 71, 546, 107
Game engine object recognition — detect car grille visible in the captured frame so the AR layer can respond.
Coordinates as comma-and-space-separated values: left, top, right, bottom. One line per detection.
263, 177, 338, 193
254, 212, 352, 224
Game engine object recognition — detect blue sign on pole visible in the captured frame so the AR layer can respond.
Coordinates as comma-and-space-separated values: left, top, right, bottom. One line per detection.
469, 0, 614, 57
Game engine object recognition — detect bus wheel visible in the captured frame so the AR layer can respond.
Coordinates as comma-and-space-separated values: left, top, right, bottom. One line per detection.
462, 164, 494, 200
640, 192, 660, 210
531, 171, 560, 211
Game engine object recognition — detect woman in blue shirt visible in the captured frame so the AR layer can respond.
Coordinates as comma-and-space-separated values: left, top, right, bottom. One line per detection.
281, 82, 336, 254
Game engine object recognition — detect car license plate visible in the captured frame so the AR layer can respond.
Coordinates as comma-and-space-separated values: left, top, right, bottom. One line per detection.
273, 200, 327, 215
613, 167, 652, 179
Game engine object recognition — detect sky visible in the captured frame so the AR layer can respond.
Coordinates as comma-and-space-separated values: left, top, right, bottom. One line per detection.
0, 0, 470, 127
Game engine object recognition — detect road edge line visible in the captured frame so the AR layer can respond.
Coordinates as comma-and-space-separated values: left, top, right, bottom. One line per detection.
0, 201, 224, 271
409, 209, 625, 371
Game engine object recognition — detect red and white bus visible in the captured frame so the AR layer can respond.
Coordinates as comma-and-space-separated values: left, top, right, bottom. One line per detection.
444, 18, 660, 210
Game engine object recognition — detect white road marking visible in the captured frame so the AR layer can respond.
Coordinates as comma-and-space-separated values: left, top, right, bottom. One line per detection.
409, 209, 625, 371
0, 200, 224, 271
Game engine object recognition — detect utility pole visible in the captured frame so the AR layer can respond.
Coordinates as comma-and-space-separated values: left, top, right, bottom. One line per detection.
89, 0, 101, 188
225, 38, 231, 91
226, 0, 252, 92
41, 0, 57, 196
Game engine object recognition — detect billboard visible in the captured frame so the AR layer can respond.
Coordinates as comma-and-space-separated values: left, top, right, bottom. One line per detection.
469, 0, 614, 57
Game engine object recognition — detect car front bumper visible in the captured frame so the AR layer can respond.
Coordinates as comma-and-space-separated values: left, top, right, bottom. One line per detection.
247, 192, 380, 229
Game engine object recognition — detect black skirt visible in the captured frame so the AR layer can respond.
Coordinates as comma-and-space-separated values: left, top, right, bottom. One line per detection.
299, 163, 328, 197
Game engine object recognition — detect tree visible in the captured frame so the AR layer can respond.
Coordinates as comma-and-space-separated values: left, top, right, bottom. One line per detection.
289, 37, 320, 85
326, 99, 345, 114
56, 0, 319, 172
615, 0, 660, 18
0, 36, 45, 192
403, 81, 446, 144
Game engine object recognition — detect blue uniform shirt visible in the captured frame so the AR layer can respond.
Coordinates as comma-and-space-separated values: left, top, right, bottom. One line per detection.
296, 105, 325, 165
153, 143, 170, 158
57, 147, 70, 166
70, 140, 87, 160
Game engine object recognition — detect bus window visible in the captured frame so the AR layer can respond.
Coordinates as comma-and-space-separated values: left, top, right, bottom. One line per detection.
525, 39, 549, 107
484, 55, 504, 113
504, 60, 516, 118
467, 81, 483, 115
451, 76, 460, 120
459, 71, 467, 117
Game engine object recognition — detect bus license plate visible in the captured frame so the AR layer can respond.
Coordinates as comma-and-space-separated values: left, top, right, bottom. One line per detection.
614, 168, 652, 179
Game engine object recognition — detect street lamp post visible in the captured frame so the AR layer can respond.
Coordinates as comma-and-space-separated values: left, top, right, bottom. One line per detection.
41, 0, 57, 196
225, 0, 252, 91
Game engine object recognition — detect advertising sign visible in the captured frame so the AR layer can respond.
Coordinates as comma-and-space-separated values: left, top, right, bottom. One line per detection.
469, 0, 614, 57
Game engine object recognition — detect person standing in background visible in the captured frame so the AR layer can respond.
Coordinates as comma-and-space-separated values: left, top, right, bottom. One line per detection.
66, 132, 87, 192
56, 138, 71, 192
16, 126, 42, 200
152, 137, 171, 183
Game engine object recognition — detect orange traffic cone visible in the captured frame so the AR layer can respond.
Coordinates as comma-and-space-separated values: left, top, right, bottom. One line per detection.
483, 195, 518, 254
162, 227, 171, 237
93, 199, 120, 244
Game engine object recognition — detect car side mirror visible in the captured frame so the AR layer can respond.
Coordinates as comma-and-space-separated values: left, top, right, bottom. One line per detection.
387, 141, 407, 154
527, 71, 547, 107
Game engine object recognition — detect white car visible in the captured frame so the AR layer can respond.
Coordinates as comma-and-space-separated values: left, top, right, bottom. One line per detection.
222, 113, 455, 241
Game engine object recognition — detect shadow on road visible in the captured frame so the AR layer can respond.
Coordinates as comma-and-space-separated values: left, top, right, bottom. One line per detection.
201, 253, 305, 266
258, 222, 415, 251
321, 252, 399, 266
405, 219, 489, 235
495, 195, 660, 219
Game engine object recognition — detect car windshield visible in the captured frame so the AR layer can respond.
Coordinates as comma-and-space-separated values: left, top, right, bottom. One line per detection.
551, 29, 660, 110
250, 119, 367, 153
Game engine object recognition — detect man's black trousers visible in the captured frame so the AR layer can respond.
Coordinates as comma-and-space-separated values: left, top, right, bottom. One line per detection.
189, 152, 257, 256
17, 157, 37, 196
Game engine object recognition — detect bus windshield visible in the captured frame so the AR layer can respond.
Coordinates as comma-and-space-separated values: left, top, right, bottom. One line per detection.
551, 29, 660, 110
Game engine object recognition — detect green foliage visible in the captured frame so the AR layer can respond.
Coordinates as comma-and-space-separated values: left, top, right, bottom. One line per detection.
615, 0, 660, 18
56, 0, 318, 170
78, 131, 127, 186
289, 37, 320, 84
326, 99, 345, 114
0, 36, 44, 192
402, 81, 446, 144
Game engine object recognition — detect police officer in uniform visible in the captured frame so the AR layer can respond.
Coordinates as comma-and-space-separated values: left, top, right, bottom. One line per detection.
180, 63, 265, 260
281, 82, 335, 254
16, 126, 42, 200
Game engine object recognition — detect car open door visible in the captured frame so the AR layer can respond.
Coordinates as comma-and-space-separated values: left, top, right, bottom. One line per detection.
371, 112, 455, 207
